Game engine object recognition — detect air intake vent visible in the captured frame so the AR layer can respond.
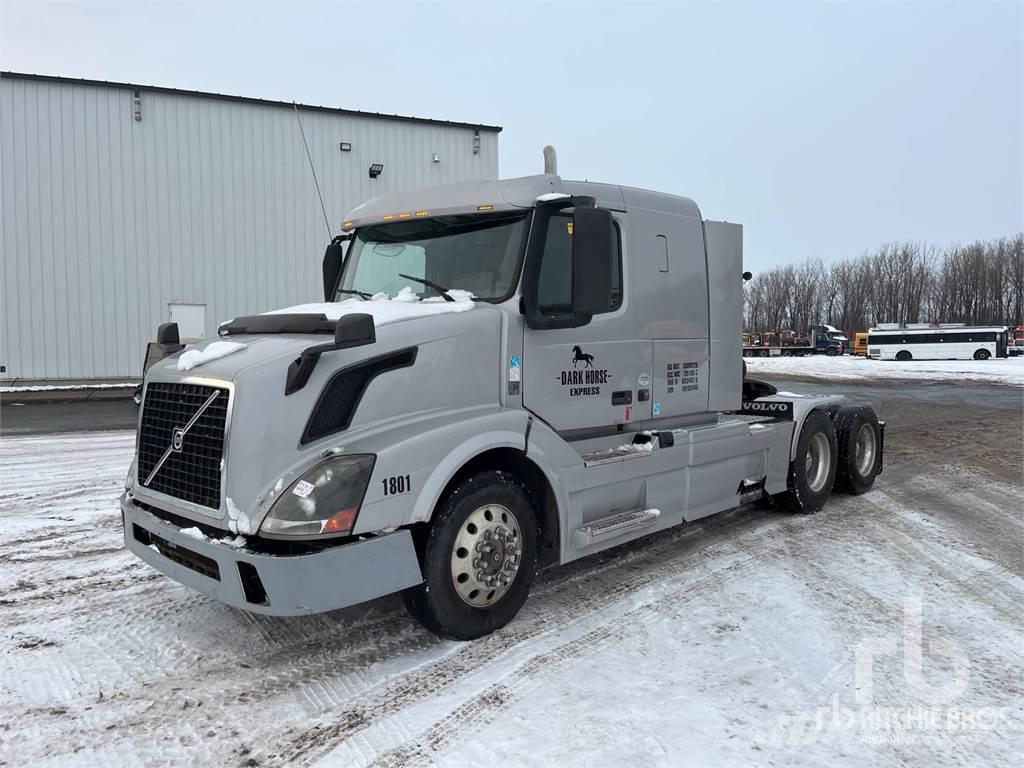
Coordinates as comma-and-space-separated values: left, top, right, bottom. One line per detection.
301, 348, 417, 444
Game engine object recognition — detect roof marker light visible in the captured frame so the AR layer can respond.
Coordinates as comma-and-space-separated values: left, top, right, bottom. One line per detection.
415, 210, 429, 217
477, 204, 494, 211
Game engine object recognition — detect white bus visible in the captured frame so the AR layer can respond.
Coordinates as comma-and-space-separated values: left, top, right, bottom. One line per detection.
867, 325, 1009, 361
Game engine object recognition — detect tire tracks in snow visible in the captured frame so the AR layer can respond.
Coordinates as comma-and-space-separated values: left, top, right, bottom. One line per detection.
269, 511, 800, 767
307, 481, 1024, 768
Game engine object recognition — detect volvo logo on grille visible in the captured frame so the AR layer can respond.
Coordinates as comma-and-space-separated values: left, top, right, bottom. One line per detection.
143, 390, 221, 488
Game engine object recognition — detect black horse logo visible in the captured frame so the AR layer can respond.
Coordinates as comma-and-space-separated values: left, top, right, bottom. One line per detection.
572, 345, 594, 368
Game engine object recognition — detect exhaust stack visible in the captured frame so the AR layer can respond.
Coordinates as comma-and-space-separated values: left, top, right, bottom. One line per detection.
543, 145, 558, 175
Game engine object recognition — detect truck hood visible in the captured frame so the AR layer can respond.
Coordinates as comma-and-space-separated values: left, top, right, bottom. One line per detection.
148, 290, 482, 382
137, 301, 504, 533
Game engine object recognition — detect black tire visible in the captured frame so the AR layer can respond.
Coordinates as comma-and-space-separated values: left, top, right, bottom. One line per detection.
402, 470, 540, 640
973, 349, 990, 361
773, 409, 837, 513
895, 350, 912, 361
833, 406, 881, 494
825, 346, 839, 357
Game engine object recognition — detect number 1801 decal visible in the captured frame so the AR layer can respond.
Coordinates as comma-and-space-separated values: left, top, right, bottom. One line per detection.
382, 474, 412, 496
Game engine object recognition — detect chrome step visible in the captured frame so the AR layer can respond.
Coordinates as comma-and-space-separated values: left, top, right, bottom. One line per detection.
574, 508, 661, 549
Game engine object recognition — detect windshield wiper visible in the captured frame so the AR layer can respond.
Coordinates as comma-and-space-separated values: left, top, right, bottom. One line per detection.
398, 273, 454, 302
337, 288, 373, 300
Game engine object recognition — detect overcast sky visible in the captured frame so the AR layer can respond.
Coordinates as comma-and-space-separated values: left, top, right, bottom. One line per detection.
2, 0, 1020, 271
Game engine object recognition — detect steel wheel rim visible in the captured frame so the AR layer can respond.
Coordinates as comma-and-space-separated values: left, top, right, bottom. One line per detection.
805, 432, 831, 493
855, 423, 875, 477
450, 504, 522, 607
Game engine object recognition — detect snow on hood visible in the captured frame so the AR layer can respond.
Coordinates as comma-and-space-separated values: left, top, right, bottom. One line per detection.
536, 192, 570, 202
177, 341, 248, 372
264, 287, 476, 325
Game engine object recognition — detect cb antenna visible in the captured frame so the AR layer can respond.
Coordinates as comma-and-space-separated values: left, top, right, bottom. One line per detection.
292, 101, 332, 239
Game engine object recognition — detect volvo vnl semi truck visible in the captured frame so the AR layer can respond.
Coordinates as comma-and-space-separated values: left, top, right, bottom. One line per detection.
121, 150, 884, 640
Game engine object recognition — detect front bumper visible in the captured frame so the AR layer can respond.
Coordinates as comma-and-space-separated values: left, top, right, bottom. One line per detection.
121, 494, 423, 615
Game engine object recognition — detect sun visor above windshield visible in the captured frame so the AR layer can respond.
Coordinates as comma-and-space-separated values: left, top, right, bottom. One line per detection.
342, 175, 563, 227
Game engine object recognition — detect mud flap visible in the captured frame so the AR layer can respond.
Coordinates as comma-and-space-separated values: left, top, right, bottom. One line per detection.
878, 421, 885, 475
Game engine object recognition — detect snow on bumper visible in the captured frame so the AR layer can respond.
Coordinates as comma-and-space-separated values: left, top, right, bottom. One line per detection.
121, 495, 423, 615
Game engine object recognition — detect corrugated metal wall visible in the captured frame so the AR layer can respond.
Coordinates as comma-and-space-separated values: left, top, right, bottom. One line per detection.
0, 75, 499, 380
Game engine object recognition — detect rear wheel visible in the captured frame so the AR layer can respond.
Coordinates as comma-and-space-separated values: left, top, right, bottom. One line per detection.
774, 409, 837, 513
973, 348, 990, 360
833, 406, 881, 494
895, 350, 912, 361
402, 471, 539, 640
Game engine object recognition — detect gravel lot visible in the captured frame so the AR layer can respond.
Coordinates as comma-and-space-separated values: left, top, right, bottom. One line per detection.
1, 378, 1021, 767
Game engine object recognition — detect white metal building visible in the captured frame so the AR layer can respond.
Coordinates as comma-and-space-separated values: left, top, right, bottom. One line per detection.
0, 72, 500, 382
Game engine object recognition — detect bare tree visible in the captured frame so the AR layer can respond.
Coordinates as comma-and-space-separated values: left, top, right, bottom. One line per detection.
742, 233, 1022, 334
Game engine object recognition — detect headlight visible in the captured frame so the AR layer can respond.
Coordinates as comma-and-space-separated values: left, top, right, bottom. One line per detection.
260, 454, 375, 538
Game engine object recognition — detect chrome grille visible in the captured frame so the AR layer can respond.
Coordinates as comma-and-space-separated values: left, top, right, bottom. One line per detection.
137, 382, 229, 510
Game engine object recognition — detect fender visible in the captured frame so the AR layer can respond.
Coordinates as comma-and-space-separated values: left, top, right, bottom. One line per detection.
407, 412, 529, 525
408, 410, 576, 562
741, 392, 847, 461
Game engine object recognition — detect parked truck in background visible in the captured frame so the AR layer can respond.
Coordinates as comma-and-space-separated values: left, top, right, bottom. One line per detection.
1009, 325, 1024, 357
852, 331, 869, 357
120, 148, 885, 640
742, 324, 846, 357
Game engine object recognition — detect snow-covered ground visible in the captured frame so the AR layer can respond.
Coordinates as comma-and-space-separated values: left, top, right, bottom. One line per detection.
0, 382, 136, 393
1, 398, 1022, 766
746, 354, 1024, 386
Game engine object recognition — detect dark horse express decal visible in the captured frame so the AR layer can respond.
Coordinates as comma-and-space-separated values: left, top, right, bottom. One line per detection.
560, 346, 609, 398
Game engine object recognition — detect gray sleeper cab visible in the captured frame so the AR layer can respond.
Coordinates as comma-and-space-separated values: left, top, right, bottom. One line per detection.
121, 166, 884, 639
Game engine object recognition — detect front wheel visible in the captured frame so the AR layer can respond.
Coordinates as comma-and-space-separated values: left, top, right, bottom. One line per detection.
973, 349, 991, 360
402, 471, 539, 640
895, 350, 912, 361
773, 409, 837, 513
825, 346, 839, 357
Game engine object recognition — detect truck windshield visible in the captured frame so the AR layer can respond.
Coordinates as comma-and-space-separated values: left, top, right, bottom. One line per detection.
336, 212, 529, 302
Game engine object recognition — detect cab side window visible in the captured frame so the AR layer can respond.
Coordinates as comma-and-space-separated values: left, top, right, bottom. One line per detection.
536, 215, 622, 315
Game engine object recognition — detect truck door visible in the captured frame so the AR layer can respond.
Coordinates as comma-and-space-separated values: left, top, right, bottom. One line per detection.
521, 212, 652, 432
